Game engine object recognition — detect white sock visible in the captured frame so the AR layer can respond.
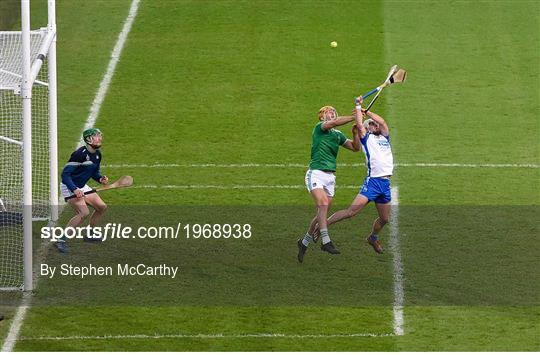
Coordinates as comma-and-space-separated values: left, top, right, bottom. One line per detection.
302, 233, 313, 246
320, 229, 331, 244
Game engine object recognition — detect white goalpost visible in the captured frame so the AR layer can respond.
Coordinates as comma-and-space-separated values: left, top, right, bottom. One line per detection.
0, 0, 58, 291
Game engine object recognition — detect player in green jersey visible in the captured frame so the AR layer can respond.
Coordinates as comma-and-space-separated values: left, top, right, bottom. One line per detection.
297, 98, 365, 262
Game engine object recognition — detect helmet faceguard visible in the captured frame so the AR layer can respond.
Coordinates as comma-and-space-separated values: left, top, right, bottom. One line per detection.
82, 128, 103, 149
318, 106, 338, 121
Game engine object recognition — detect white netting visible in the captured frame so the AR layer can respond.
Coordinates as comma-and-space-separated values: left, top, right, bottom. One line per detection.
0, 30, 51, 289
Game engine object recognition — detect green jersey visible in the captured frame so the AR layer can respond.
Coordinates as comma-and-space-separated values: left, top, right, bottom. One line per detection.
309, 121, 348, 171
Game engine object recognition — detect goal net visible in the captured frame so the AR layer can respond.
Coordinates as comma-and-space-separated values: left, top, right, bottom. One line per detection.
0, 28, 56, 290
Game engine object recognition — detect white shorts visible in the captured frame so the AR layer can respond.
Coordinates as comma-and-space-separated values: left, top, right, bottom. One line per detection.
60, 183, 95, 201
305, 169, 336, 197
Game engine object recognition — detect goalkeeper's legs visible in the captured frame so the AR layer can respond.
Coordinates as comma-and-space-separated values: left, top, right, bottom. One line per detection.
55, 198, 90, 253
66, 198, 90, 228
83, 193, 108, 242
84, 193, 108, 228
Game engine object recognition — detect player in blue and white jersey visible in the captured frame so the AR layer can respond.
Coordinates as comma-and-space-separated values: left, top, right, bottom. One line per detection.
324, 103, 394, 254
56, 128, 109, 253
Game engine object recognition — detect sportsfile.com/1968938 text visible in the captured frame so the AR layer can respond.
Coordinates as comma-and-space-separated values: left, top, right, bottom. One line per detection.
40, 222, 252, 242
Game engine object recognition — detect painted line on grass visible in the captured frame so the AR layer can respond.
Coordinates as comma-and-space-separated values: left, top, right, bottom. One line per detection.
1, 304, 30, 352
20, 332, 396, 341
102, 162, 539, 169
397, 162, 538, 168
1, 1, 141, 352
383, 4, 404, 335
390, 187, 404, 336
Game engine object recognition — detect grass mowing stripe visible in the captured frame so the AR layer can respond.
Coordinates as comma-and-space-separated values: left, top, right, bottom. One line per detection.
20, 332, 396, 341
383, 1, 539, 350
82, 0, 140, 137
96, 0, 386, 167
397, 163, 539, 168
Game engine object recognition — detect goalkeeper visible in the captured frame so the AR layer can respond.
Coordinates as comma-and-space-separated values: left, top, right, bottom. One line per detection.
297, 98, 364, 262
56, 128, 108, 253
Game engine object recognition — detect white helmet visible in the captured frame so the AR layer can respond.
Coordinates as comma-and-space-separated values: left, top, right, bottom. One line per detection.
363, 118, 375, 129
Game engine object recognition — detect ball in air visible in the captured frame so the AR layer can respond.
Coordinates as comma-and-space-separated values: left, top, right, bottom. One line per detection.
330, 41, 338, 48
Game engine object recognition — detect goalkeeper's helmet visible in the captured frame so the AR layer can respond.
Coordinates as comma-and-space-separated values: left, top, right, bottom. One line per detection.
83, 128, 103, 149
318, 106, 337, 121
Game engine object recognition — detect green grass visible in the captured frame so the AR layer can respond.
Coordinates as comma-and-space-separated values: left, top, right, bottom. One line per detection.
12, 306, 540, 351
398, 306, 540, 351
1, 0, 538, 351
0, 0, 18, 30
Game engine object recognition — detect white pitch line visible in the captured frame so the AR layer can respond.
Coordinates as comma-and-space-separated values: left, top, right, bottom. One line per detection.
397, 162, 539, 168
1, 303, 30, 352
19, 332, 395, 341
101, 162, 539, 169
389, 186, 404, 336
1, 1, 141, 352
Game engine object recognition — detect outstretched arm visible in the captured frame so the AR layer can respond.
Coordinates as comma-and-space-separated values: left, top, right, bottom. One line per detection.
321, 115, 354, 130
355, 96, 368, 139
342, 123, 361, 152
365, 110, 389, 137
342, 95, 372, 151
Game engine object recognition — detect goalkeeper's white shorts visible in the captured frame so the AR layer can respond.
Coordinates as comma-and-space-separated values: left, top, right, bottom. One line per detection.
60, 183, 95, 201
305, 169, 336, 197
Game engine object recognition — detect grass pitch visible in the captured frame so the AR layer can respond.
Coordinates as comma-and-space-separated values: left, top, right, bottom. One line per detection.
1, 0, 539, 351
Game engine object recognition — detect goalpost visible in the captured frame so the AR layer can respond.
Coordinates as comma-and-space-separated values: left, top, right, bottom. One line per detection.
0, 0, 58, 291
